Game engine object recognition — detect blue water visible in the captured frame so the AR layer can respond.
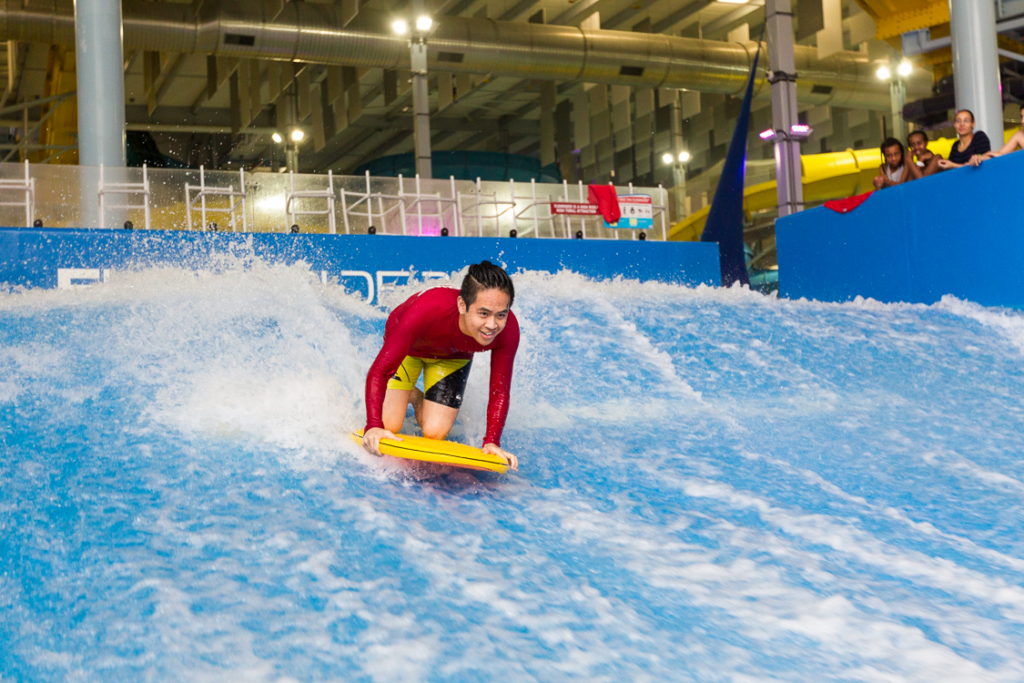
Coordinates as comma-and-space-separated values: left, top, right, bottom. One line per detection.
3, 265, 1024, 681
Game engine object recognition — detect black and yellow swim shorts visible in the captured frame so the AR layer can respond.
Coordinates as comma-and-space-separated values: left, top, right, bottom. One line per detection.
387, 356, 473, 409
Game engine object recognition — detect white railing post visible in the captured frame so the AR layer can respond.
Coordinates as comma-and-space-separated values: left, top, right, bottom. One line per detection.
200, 165, 208, 229
476, 177, 483, 237
415, 174, 424, 236
398, 174, 407, 235
98, 162, 150, 229
450, 176, 460, 236
0, 160, 37, 227
530, 178, 539, 238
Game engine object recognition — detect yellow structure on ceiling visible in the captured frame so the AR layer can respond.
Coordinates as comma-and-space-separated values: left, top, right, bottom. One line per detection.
853, 0, 950, 41
35, 46, 78, 165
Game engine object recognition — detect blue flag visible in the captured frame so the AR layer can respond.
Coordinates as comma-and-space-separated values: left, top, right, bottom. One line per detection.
700, 43, 763, 287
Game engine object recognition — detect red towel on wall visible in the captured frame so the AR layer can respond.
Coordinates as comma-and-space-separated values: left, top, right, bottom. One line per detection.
825, 191, 874, 214
587, 184, 621, 224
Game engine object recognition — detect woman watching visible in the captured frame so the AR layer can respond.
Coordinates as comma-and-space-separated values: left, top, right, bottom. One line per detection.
937, 109, 991, 170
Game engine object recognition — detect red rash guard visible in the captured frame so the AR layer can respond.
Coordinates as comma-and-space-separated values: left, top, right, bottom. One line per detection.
364, 287, 520, 447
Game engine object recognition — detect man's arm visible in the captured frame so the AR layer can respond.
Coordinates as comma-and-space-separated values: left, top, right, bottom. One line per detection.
362, 311, 422, 454
482, 315, 521, 458
983, 131, 1024, 159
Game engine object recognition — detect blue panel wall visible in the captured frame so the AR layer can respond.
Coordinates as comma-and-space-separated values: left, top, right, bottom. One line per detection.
0, 229, 720, 304
777, 151, 1024, 307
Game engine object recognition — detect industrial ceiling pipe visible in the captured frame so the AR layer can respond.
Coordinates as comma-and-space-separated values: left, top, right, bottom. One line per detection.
0, 0, 929, 109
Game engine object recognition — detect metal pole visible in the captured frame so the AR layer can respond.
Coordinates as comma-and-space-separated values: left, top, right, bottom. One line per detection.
285, 88, 299, 173
75, 0, 126, 227
766, 0, 803, 218
890, 78, 908, 142
410, 36, 432, 179
950, 0, 1003, 140
668, 91, 687, 223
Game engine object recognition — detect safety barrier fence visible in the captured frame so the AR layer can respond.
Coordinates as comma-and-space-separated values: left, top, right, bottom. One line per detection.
0, 162, 668, 240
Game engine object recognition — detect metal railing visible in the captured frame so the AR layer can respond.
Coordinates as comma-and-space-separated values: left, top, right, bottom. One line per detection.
185, 166, 247, 232
0, 162, 668, 240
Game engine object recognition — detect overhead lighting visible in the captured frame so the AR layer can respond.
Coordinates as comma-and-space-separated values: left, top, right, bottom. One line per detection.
759, 128, 776, 141
392, 19, 408, 35
416, 15, 433, 31
897, 59, 912, 77
661, 152, 674, 165
271, 132, 283, 144
678, 151, 691, 163
290, 128, 305, 143
876, 65, 891, 80
718, 0, 748, 4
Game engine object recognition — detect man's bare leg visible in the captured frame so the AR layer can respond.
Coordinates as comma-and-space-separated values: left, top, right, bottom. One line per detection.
415, 393, 459, 441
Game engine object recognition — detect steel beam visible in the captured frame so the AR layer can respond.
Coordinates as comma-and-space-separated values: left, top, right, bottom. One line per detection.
950, 0, 1003, 139
766, 0, 803, 218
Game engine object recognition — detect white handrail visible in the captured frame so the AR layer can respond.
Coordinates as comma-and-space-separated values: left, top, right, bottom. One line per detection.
98, 163, 151, 229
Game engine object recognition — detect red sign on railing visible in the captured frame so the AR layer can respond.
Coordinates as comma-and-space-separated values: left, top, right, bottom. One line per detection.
550, 202, 600, 216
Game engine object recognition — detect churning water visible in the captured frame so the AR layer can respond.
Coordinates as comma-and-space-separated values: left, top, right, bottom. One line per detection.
2, 263, 1024, 681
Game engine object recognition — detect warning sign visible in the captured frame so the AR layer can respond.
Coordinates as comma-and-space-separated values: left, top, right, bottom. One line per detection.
606, 195, 653, 230
550, 202, 601, 216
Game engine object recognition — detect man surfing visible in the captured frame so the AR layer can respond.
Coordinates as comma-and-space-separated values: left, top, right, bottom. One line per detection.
361, 261, 520, 470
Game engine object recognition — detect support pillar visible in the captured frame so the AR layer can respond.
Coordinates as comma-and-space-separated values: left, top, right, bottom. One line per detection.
410, 38, 432, 179
766, 0, 803, 218
890, 79, 907, 142
285, 90, 299, 173
950, 0, 1002, 140
668, 91, 687, 223
75, 0, 126, 226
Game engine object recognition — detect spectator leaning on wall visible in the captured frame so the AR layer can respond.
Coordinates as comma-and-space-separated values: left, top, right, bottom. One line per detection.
973, 103, 1024, 166
873, 138, 921, 190
907, 130, 943, 176
938, 109, 992, 170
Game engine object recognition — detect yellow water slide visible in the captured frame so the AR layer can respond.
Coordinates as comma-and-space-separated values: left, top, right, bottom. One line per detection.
667, 135, 1017, 242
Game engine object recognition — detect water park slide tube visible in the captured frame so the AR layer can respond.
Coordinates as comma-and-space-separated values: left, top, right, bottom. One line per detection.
668, 134, 1014, 242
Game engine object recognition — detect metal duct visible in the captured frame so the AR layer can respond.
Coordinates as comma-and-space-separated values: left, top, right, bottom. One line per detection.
0, 0, 929, 109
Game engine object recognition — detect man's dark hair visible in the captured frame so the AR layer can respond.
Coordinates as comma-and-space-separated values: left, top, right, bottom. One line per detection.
880, 137, 904, 159
459, 261, 515, 308
907, 130, 928, 145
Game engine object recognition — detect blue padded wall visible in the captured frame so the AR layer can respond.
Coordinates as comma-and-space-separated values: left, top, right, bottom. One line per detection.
0, 229, 720, 305
776, 151, 1024, 308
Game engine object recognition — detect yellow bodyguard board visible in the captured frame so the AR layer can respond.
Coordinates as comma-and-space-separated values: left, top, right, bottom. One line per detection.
350, 430, 510, 474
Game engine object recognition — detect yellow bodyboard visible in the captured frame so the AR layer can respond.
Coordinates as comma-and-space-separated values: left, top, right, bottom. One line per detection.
350, 430, 510, 474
